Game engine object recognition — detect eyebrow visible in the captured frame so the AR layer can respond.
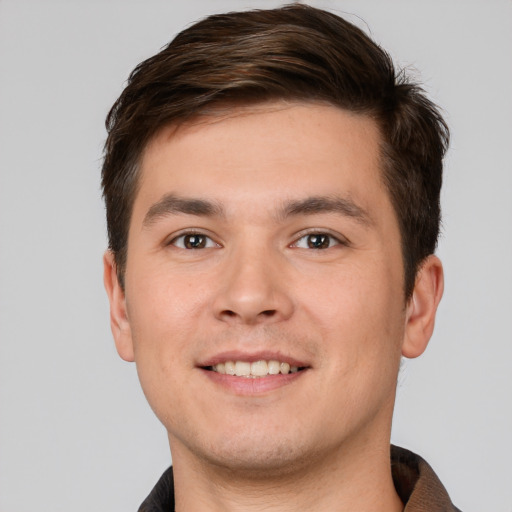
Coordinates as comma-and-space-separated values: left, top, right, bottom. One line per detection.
278, 196, 372, 226
142, 193, 372, 228
142, 193, 224, 228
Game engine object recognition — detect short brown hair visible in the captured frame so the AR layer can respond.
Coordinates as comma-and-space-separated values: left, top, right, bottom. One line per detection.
102, 4, 449, 298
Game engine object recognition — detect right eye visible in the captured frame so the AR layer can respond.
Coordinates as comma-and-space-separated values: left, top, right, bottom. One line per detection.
170, 233, 218, 249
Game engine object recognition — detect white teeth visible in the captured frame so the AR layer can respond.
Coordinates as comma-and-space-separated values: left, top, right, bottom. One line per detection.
235, 361, 251, 377
211, 359, 302, 377
268, 360, 280, 375
250, 360, 268, 376
224, 361, 236, 375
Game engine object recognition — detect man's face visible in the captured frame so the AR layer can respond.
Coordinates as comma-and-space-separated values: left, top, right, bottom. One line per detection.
108, 102, 416, 474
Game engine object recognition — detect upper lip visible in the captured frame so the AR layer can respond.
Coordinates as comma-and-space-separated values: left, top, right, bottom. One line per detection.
198, 350, 310, 368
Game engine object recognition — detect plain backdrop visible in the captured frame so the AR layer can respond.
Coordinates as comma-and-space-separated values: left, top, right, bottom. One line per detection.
0, 1, 511, 511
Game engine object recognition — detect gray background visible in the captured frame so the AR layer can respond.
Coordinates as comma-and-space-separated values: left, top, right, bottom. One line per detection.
1, 1, 511, 510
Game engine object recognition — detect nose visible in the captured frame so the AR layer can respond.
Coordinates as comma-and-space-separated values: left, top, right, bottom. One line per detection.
213, 246, 294, 325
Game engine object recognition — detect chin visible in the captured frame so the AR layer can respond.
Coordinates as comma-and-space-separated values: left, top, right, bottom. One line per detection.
203, 443, 314, 479
172, 420, 331, 479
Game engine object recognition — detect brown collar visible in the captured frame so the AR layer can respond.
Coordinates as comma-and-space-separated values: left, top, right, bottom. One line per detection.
391, 445, 461, 511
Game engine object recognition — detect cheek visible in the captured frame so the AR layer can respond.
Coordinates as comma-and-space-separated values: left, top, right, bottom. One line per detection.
124, 278, 200, 426
127, 263, 208, 330
124, 268, 208, 380
302, 257, 403, 322
299, 258, 405, 369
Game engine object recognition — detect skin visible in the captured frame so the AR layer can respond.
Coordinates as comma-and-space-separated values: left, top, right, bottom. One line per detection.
104, 102, 444, 511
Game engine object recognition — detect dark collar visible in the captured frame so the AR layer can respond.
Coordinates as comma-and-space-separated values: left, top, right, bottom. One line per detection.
138, 445, 461, 511
391, 445, 461, 511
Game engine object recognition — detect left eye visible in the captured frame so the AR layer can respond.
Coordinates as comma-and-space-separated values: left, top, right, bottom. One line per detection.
293, 233, 341, 249
171, 233, 218, 249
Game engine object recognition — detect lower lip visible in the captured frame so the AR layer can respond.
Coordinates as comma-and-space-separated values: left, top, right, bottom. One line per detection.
200, 368, 307, 395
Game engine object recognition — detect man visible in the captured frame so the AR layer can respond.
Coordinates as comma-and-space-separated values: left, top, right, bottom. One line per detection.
102, 4, 459, 511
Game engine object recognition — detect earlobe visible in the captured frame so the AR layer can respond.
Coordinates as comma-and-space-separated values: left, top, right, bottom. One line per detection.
402, 255, 444, 359
103, 251, 135, 362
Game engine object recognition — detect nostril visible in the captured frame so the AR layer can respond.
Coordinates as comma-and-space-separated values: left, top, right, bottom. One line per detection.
261, 310, 277, 317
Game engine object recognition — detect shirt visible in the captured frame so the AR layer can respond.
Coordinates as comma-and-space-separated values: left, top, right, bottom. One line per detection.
138, 445, 461, 511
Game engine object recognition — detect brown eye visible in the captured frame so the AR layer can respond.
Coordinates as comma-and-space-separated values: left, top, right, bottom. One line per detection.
292, 232, 343, 250
185, 234, 206, 248
307, 234, 330, 249
171, 233, 217, 249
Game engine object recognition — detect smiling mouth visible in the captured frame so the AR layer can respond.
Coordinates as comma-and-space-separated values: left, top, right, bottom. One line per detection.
204, 360, 308, 378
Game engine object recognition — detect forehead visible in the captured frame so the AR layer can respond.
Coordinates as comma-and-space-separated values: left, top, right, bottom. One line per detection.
138, 102, 385, 199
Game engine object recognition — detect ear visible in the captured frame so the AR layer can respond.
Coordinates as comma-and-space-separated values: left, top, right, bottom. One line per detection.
402, 255, 444, 359
103, 251, 135, 362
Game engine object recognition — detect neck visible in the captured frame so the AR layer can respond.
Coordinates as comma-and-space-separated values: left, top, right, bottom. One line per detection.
171, 436, 403, 512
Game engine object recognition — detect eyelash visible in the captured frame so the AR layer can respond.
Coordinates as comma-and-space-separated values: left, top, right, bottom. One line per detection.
168, 231, 219, 249
168, 230, 347, 250
291, 231, 348, 250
